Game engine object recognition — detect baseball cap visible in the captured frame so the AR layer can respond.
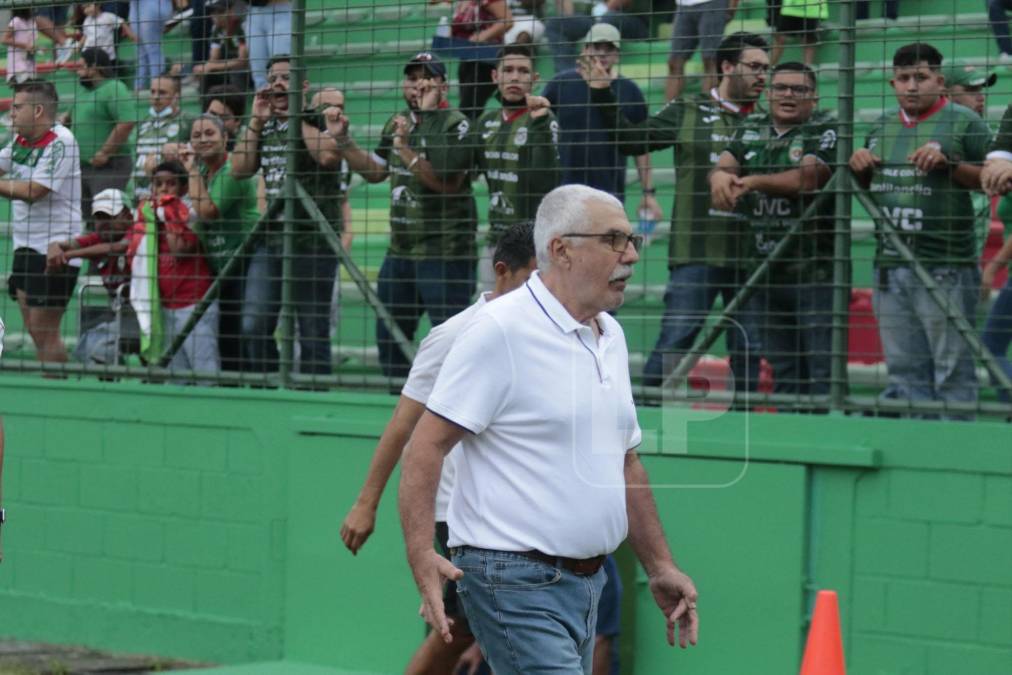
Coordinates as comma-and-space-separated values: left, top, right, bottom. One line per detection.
943, 63, 997, 89
92, 189, 131, 217
584, 23, 621, 49
404, 52, 447, 80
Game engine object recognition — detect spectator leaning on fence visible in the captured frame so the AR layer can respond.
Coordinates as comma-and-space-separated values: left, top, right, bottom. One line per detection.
849, 42, 990, 419
47, 189, 143, 365
0, 80, 83, 366
332, 52, 478, 381
473, 45, 560, 291
711, 62, 837, 399
68, 47, 136, 225
590, 31, 768, 394
134, 74, 193, 201
230, 55, 344, 377
182, 114, 259, 373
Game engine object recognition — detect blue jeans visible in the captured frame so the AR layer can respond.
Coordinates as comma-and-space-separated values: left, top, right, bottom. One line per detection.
131, 0, 173, 89
988, 0, 1012, 55
754, 281, 834, 397
873, 266, 979, 418
981, 277, 1012, 402
642, 265, 761, 393
241, 243, 339, 376
452, 547, 606, 675
246, 2, 292, 90
376, 256, 475, 379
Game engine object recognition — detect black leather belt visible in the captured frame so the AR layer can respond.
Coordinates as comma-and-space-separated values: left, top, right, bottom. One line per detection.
522, 549, 606, 577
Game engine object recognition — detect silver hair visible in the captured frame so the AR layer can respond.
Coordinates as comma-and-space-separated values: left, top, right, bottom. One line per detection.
533, 185, 624, 270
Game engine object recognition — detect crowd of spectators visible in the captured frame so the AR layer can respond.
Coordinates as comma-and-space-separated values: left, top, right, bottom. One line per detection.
1, 2, 1010, 419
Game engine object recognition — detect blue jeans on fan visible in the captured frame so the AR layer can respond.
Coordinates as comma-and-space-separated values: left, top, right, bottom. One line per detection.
246, 1, 292, 89
989, 0, 1012, 55
642, 264, 761, 394
872, 265, 979, 419
981, 277, 1012, 402
375, 256, 475, 379
131, 0, 173, 89
452, 547, 607, 675
240, 242, 339, 376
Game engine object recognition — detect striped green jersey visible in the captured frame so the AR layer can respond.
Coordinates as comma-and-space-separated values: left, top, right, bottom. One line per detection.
591, 88, 753, 269
863, 101, 990, 267
727, 112, 838, 281
473, 107, 561, 245
376, 108, 477, 259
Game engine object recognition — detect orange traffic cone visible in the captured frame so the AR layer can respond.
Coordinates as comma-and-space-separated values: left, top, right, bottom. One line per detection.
800, 590, 847, 675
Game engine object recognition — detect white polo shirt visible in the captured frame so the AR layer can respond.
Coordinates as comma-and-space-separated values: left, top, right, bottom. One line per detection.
428, 271, 641, 559
402, 293, 489, 522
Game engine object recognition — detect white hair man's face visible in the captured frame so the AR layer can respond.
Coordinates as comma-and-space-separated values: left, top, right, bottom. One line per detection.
561, 200, 639, 313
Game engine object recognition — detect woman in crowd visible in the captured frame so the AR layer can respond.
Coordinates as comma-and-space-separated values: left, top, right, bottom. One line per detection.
179, 114, 259, 372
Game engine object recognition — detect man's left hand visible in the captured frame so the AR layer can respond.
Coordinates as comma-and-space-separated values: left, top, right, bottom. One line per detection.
90, 150, 110, 168
908, 142, 948, 173
527, 94, 551, 118
648, 565, 699, 648
638, 193, 663, 221
392, 115, 410, 148
417, 78, 442, 112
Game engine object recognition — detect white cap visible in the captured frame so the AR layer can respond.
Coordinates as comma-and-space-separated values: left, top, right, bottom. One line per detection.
92, 188, 132, 217
583, 22, 621, 49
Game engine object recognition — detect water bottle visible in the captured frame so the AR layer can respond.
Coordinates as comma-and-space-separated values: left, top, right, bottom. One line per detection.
436, 16, 450, 38
637, 208, 657, 245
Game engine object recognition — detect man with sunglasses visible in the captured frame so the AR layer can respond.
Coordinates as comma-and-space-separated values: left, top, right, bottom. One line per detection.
710, 62, 836, 401
588, 31, 768, 398
400, 184, 699, 675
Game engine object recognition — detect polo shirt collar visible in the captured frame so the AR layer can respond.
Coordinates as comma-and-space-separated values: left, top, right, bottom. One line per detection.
525, 270, 606, 337
899, 96, 948, 128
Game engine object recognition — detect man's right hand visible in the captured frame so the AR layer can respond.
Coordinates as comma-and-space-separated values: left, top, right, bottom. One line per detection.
46, 243, 66, 270
324, 107, 349, 142
579, 55, 614, 90
407, 548, 463, 644
710, 170, 746, 211
849, 148, 881, 176
339, 501, 377, 554
252, 89, 273, 125
981, 158, 1012, 196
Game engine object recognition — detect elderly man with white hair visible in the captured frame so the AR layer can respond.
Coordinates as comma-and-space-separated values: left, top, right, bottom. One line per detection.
398, 184, 699, 674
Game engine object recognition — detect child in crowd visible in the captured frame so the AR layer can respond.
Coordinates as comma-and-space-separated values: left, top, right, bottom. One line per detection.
2, 9, 39, 86
131, 159, 219, 377
79, 2, 136, 70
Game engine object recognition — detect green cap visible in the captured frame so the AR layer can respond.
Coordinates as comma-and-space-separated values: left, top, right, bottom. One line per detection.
943, 63, 997, 89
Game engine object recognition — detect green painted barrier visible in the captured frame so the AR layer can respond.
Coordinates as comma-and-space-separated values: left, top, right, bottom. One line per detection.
0, 377, 1009, 674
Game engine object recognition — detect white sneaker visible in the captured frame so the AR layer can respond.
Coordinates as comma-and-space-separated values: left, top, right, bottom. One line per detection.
55, 39, 77, 64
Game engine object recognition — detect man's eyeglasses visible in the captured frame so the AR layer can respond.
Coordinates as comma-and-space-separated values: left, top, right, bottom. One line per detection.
562, 231, 643, 253
770, 82, 813, 96
737, 60, 770, 74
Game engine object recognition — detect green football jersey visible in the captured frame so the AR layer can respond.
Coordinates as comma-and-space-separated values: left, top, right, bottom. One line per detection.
258, 116, 346, 251
474, 107, 560, 245
376, 108, 477, 260
727, 112, 838, 280
863, 102, 990, 267
591, 87, 753, 269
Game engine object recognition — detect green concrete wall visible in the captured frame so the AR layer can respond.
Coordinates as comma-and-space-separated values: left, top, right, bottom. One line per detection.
0, 377, 1009, 674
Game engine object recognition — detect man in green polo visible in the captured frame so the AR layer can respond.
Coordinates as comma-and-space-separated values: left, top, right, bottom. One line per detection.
68, 47, 135, 226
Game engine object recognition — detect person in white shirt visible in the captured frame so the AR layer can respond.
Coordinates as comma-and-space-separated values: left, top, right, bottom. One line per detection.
340, 223, 537, 674
400, 184, 699, 674
80, 2, 137, 67
0, 79, 83, 365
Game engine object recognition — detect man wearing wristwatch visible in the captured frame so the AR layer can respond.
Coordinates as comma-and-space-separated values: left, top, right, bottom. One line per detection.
329, 52, 478, 380
230, 54, 344, 377
850, 43, 990, 419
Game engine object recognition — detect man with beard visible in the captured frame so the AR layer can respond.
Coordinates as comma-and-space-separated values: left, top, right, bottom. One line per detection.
710, 62, 836, 399
67, 48, 136, 226
589, 31, 769, 396
331, 52, 478, 380
472, 44, 560, 291
230, 54, 344, 377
